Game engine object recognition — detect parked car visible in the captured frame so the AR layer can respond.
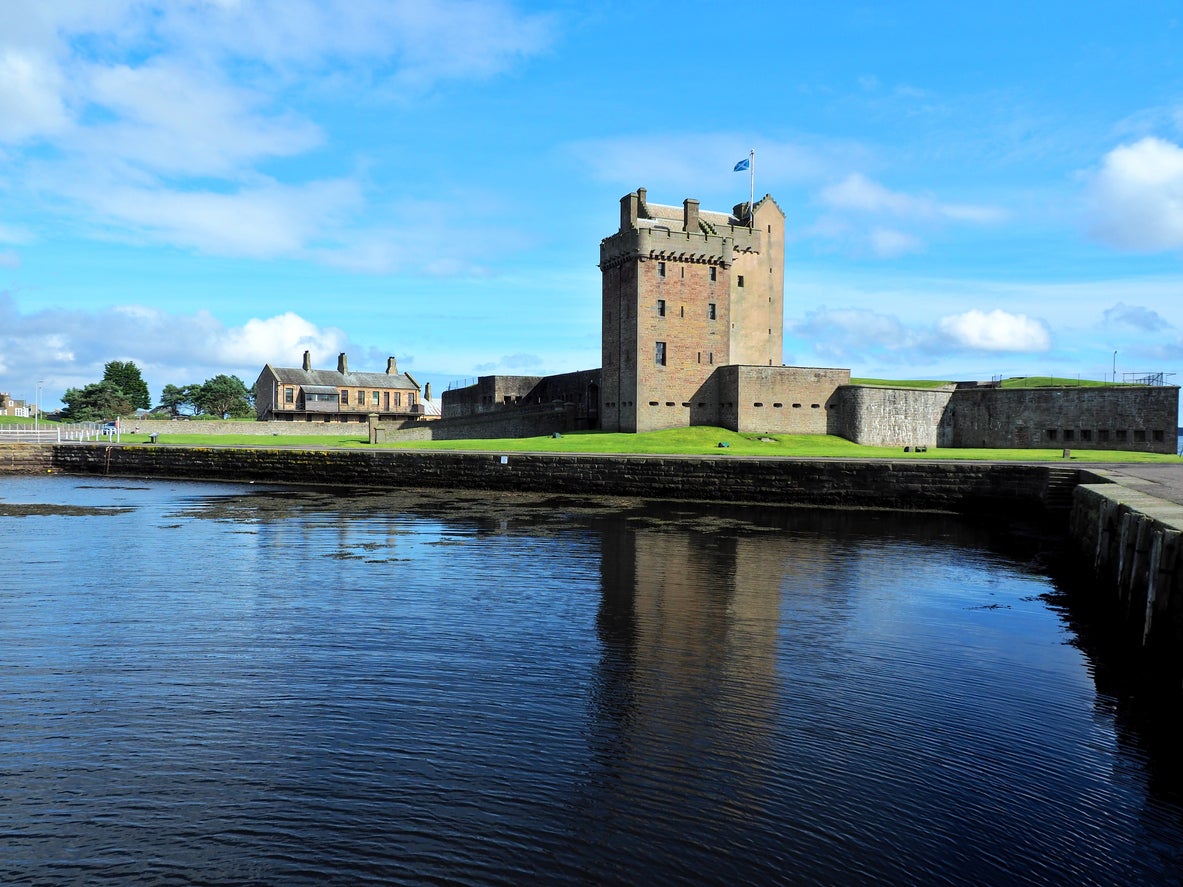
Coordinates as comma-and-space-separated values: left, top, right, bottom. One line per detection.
101, 422, 118, 436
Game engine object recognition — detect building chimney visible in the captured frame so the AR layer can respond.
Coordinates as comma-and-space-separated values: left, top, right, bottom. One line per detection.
302, 350, 312, 371
424, 382, 432, 401
620, 191, 639, 230
683, 198, 700, 233
386, 356, 398, 375
337, 352, 348, 374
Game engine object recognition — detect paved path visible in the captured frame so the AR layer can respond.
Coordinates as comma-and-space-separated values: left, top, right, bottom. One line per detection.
1086, 464, 1183, 506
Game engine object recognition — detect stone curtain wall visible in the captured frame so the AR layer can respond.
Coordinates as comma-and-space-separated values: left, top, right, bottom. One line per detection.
836, 386, 956, 448
720, 366, 852, 435
374, 403, 572, 443
945, 386, 1179, 454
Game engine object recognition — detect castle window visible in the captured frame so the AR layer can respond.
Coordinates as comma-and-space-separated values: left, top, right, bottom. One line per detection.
394, 392, 402, 407
655, 341, 666, 366
648, 401, 659, 406
1081, 429, 1092, 442
1098, 430, 1110, 443
372, 391, 380, 406
708, 303, 717, 320
682, 402, 690, 407
793, 403, 802, 408
665, 401, 675, 406
773, 403, 783, 408
1135, 430, 1147, 442
811, 403, 820, 409
710, 266, 717, 282
657, 261, 666, 277
708, 352, 714, 365
284, 387, 294, 403
1116, 429, 1127, 441
737, 275, 745, 287
1154, 430, 1165, 442
754, 402, 764, 408
697, 352, 702, 364
1046, 429, 1057, 441
1063, 429, 1074, 442
341, 390, 349, 405
657, 299, 666, 317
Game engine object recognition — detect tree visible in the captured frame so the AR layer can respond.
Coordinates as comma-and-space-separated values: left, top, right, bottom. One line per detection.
195, 375, 254, 418
102, 360, 151, 410
61, 381, 136, 422
158, 383, 200, 417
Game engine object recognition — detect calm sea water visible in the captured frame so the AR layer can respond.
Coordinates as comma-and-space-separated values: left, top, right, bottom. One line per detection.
2, 475, 1182, 886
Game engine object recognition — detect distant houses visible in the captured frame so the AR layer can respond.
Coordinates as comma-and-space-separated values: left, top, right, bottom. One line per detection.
255, 351, 438, 423
1, 393, 30, 418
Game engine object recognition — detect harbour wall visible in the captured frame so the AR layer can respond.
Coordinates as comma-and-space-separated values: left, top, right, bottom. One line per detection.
9, 442, 1096, 513
1070, 480, 1183, 679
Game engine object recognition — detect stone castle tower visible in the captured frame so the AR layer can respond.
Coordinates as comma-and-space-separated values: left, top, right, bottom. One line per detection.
598, 188, 786, 432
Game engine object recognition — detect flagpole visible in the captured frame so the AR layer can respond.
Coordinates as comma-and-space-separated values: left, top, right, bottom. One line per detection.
748, 148, 755, 226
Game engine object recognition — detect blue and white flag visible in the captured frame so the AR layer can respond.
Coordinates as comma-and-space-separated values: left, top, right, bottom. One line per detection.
733, 158, 750, 172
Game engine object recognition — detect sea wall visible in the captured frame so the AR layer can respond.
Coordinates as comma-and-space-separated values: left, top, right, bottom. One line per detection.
0, 444, 53, 473
1070, 480, 1183, 675
27, 443, 1089, 514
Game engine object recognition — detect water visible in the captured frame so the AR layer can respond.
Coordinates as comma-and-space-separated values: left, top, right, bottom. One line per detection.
2, 476, 1182, 885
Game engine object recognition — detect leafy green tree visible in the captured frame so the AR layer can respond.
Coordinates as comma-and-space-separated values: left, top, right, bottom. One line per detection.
158, 383, 200, 417
102, 360, 151, 410
195, 375, 254, 418
61, 381, 136, 422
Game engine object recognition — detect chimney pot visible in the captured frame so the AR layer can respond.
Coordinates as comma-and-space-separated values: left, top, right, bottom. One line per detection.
386, 356, 398, 375
337, 352, 348, 375
302, 350, 311, 371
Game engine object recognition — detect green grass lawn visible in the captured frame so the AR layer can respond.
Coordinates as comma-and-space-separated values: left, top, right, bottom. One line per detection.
100, 426, 1181, 462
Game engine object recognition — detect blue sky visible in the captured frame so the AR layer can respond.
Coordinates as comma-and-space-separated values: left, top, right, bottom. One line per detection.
2, 1, 1182, 416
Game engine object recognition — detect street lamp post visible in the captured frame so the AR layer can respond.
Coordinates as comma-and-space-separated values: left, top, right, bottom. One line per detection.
35, 380, 43, 433
1113, 351, 1117, 384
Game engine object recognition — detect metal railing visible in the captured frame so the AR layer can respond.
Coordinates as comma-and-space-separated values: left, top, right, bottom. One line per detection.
0, 422, 120, 442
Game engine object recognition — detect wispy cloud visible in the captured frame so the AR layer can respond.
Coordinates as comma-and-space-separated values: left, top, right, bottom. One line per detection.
0, 1, 555, 264
806, 173, 1007, 258
1102, 302, 1173, 332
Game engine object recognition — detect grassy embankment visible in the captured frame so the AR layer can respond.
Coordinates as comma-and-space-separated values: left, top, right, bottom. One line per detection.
79, 426, 1181, 463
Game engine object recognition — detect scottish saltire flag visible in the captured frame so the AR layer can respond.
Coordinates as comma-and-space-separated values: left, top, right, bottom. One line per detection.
733, 158, 750, 172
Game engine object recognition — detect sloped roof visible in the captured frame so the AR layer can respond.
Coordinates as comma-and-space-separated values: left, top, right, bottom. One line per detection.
641, 202, 738, 227
265, 365, 419, 391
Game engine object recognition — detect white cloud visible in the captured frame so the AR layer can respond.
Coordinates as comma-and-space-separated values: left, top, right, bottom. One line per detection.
60, 177, 364, 259
0, 0, 553, 263
937, 309, 1051, 352
1089, 137, 1183, 251
792, 307, 929, 361
0, 293, 353, 404
0, 48, 70, 142
868, 227, 923, 258
819, 173, 1006, 223
808, 173, 1005, 259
